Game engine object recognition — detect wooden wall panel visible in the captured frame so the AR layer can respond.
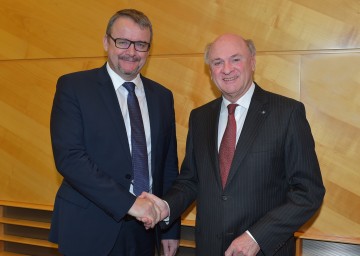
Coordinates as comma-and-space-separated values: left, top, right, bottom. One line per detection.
0, 0, 359, 245
0, 0, 117, 59
299, 53, 360, 238
0, 58, 104, 204
1, 0, 359, 60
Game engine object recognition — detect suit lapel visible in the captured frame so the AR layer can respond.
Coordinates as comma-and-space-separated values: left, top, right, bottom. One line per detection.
226, 85, 270, 186
96, 65, 132, 162
207, 98, 223, 189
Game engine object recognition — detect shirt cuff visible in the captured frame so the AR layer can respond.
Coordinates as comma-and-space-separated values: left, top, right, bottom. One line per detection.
246, 230, 258, 244
163, 200, 170, 224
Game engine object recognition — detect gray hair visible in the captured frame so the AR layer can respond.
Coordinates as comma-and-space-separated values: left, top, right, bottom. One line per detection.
106, 9, 153, 44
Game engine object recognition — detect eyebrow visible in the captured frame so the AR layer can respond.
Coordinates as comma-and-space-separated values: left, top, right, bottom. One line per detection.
211, 58, 223, 63
230, 53, 243, 58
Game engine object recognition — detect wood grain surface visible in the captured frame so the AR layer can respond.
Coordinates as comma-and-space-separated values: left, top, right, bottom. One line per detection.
0, 0, 359, 243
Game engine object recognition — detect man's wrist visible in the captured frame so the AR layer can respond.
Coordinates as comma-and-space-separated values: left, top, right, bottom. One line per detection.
163, 200, 170, 224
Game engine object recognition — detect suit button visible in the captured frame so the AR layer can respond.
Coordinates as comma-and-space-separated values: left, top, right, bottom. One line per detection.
125, 174, 132, 179
222, 195, 228, 201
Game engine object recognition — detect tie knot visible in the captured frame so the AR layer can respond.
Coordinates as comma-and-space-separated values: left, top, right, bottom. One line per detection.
227, 104, 238, 115
122, 82, 136, 92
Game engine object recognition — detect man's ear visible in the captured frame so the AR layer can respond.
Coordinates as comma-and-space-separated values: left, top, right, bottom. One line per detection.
251, 57, 256, 71
103, 35, 109, 52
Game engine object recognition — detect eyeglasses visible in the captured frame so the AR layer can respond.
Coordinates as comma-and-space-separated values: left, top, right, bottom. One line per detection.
107, 34, 150, 52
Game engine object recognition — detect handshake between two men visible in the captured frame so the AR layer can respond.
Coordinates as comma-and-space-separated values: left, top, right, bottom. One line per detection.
127, 192, 169, 229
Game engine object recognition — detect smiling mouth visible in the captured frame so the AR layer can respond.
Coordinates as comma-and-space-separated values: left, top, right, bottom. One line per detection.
119, 56, 140, 62
223, 76, 238, 82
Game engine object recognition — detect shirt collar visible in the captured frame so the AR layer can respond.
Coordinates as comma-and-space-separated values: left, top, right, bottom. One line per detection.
222, 82, 255, 110
106, 62, 143, 91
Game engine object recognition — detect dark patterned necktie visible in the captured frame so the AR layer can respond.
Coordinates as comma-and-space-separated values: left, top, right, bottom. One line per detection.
122, 82, 149, 196
219, 104, 238, 188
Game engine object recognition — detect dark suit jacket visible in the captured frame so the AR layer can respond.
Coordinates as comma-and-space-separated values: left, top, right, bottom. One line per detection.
49, 64, 180, 255
163, 84, 325, 255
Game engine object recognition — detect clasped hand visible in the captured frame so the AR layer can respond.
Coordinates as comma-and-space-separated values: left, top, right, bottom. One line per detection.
127, 192, 169, 229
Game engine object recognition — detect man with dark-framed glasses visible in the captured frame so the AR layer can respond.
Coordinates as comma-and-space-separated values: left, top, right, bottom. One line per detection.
49, 9, 180, 256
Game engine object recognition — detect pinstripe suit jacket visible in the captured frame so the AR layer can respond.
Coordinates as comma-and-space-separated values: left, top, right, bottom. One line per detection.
163, 83, 325, 255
